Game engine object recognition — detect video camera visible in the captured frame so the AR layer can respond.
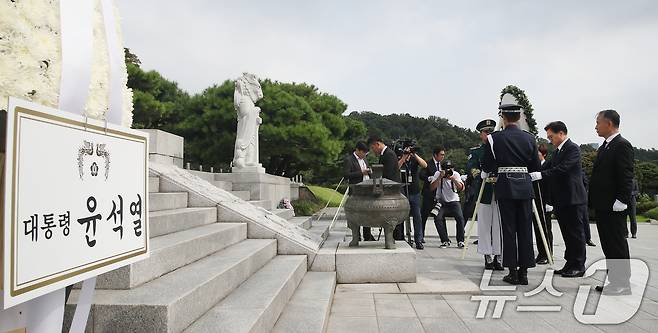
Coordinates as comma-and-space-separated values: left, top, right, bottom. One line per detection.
393, 138, 418, 157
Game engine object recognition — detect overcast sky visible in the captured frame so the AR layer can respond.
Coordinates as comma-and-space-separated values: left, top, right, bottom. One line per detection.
117, 0, 658, 148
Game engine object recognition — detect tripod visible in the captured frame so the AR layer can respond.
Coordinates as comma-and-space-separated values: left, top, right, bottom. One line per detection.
401, 165, 413, 246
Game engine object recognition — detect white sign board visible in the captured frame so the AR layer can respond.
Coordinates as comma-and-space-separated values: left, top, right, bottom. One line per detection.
2, 98, 149, 309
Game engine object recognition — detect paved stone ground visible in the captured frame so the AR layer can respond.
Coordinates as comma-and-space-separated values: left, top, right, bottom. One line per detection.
327, 220, 658, 332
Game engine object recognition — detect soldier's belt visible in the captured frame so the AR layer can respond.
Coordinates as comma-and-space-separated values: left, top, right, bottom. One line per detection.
485, 177, 497, 183
498, 167, 528, 173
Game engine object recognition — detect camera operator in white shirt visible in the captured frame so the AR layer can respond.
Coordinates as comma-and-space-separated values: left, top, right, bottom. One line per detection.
428, 160, 466, 248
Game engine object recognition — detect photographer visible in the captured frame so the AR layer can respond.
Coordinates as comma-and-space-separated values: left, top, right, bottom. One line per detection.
397, 143, 428, 249
429, 159, 466, 248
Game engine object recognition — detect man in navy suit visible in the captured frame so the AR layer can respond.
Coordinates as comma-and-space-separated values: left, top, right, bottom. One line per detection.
344, 141, 375, 241
590, 110, 634, 296
531, 121, 587, 277
483, 96, 541, 285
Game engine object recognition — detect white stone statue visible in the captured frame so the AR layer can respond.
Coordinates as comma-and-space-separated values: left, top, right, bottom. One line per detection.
232, 73, 265, 172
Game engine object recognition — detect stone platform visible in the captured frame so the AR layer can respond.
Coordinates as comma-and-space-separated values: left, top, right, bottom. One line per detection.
336, 240, 416, 284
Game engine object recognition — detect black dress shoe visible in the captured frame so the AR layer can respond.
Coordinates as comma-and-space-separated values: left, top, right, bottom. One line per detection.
484, 258, 494, 270
586, 240, 596, 247
554, 267, 568, 275
560, 269, 585, 278
536, 258, 549, 265
632, 234, 637, 239
416, 243, 424, 250
473, 240, 478, 245
493, 261, 504, 271
595, 285, 604, 292
518, 268, 529, 285
503, 269, 520, 285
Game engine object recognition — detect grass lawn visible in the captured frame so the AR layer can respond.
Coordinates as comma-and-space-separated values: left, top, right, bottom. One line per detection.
307, 185, 345, 207
635, 215, 651, 223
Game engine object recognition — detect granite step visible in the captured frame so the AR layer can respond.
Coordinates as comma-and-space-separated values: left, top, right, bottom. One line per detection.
248, 200, 272, 210
274, 208, 295, 220
65, 239, 278, 333
184, 255, 307, 333
272, 272, 336, 333
230, 190, 251, 201
150, 176, 160, 193
288, 216, 313, 230
149, 207, 217, 238
149, 192, 188, 212
96, 223, 246, 289
214, 180, 233, 191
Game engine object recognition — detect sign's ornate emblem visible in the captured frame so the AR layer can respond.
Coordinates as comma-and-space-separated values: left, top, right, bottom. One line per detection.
78, 140, 111, 180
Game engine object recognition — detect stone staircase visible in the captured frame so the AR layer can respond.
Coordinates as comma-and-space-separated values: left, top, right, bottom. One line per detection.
64, 175, 335, 333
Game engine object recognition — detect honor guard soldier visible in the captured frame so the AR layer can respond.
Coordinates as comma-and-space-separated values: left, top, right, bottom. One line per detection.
482, 94, 541, 285
466, 119, 503, 270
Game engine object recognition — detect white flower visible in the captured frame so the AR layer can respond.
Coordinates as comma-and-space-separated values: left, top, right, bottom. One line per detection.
0, 0, 133, 121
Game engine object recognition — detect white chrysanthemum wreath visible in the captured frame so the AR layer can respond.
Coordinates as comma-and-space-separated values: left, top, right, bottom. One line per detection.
0, 0, 133, 127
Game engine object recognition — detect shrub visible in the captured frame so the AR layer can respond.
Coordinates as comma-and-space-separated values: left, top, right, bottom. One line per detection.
645, 207, 658, 220
292, 199, 322, 216
636, 200, 658, 215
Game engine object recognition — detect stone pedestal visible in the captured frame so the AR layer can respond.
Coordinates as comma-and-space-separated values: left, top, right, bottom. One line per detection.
335, 241, 416, 283
232, 165, 266, 174
215, 171, 292, 210
140, 129, 184, 168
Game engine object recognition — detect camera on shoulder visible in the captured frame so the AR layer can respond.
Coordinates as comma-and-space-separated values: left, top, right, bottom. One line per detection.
393, 138, 417, 157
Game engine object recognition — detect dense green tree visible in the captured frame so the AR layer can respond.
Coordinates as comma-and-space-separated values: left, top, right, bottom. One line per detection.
127, 63, 189, 130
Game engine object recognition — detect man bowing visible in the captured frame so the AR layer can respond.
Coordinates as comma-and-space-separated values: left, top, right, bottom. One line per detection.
530, 121, 587, 277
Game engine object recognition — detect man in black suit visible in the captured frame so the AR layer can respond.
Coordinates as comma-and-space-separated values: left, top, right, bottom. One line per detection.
344, 141, 375, 241
369, 137, 404, 240
590, 110, 634, 296
420, 147, 445, 242
531, 121, 587, 277
482, 97, 541, 285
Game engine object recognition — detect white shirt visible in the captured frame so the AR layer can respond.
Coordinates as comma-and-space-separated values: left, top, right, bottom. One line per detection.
435, 171, 462, 203
354, 152, 370, 181
381, 145, 388, 155
605, 132, 621, 145
557, 137, 569, 151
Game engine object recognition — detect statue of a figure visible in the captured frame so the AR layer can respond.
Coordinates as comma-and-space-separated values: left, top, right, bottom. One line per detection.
232, 73, 264, 171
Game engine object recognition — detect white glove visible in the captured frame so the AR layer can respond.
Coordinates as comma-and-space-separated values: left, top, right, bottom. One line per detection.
545, 204, 554, 213
530, 172, 542, 181
460, 175, 468, 182
613, 199, 628, 212
480, 171, 489, 180
428, 171, 441, 183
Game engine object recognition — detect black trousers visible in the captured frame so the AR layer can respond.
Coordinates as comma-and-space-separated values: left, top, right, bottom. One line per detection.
533, 212, 553, 260
582, 208, 592, 241
554, 205, 587, 271
595, 210, 631, 286
433, 201, 465, 243
497, 199, 535, 269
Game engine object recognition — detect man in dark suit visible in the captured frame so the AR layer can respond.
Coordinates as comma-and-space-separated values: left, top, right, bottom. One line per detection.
420, 147, 445, 242
344, 141, 375, 241
531, 121, 587, 277
482, 95, 541, 285
369, 137, 404, 240
590, 109, 634, 296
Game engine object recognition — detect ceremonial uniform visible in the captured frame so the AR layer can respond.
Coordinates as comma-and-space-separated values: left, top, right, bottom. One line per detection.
467, 120, 503, 270
483, 95, 541, 285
